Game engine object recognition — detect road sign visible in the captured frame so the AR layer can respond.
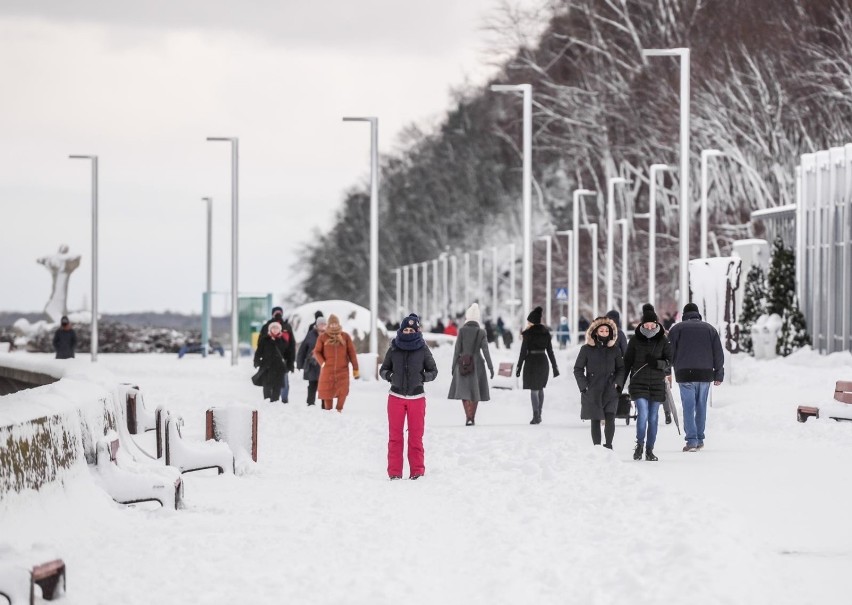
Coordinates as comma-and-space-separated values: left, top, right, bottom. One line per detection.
555, 288, 569, 301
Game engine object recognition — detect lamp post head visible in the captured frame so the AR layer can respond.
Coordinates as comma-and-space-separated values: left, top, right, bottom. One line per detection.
490, 83, 531, 93
343, 116, 377, 123
650, 163, 673, 172
609, 177, 628, 186
69, 155, 97, 160
206, 137, 237, 142
642, 48, 689, 58
701, 149, 724, 159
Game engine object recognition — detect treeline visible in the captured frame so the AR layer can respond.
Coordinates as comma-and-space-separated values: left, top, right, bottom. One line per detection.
299, 0, 852, 323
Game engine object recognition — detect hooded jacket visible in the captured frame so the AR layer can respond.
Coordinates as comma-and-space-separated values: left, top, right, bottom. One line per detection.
623, 323, 673, 401
573, 317, 626, 419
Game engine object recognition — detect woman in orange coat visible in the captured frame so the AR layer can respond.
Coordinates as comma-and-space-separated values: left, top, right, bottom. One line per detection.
313, 314, 360, 411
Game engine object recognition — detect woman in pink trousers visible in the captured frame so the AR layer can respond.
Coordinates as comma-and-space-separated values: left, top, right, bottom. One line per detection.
378, 314, 438, 480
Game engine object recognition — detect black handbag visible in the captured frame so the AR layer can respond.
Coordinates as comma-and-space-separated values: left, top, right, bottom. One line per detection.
251, 367, 267, 386
616, 393, 632, 418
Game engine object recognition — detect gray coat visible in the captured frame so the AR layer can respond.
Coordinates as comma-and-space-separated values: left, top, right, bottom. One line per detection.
573, 317, 626, 420
447, 322, 494, 402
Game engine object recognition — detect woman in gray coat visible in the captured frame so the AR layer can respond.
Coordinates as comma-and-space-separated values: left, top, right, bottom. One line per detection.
573, 316, 626, 448
447, 303, 494, 426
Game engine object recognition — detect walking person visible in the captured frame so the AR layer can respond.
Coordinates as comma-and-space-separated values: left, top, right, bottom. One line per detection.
314, 314, 360, 412
53, 315, 76, 359
296, 316, 326, 406
605, 309, 628, 357
668, 302, 725, 452
573, 316, 625, 448
253, 322, 292, 403
260, 306, 296, 402
447, 303, 495, 426
379, 314, 438, 480
515, 306, 560, 424
623, 304, 672, 461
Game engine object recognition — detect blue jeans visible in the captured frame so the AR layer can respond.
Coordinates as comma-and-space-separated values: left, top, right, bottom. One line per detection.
679, 382, 710, 447
634, 398, 662, 448
280, 373, 290, 402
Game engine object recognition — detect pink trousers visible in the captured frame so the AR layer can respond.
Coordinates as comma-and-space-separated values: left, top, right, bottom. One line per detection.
387, 394, 426, 478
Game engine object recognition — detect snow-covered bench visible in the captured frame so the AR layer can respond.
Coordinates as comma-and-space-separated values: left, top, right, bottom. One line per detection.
797, 380, 852, 422
124, 385, 156, 435
492, 362, 517, 390
93, 432, 184, 510
0, 547, 65, 603
163, 412, 234, 475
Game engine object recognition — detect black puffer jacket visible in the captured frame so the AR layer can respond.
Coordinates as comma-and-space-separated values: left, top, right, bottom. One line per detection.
53, 328, 76, 359
254, 335, 290, 389
516, 324, 559, 390
573, 317, 626, 420
623, 323, 672, 402
379, 342, 438, 397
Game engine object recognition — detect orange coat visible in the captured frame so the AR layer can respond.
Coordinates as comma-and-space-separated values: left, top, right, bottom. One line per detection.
313, 331, 359, 399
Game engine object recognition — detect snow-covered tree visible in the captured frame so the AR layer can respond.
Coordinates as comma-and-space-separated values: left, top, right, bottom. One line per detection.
738, 264, 767, 355
766, 237, 810, 355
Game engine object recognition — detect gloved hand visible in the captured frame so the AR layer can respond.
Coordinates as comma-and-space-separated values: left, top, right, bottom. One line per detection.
253, 362, 259, 369
552, 367, 560, 378
353, 369, 360, 380
644, 353, 657, 364
489, 367, 495, 379
580, 388, 588, 394
515, 367, 521, 378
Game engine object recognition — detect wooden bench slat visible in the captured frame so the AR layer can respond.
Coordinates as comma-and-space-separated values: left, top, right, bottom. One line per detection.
497, 362, 513, 377
835, 380, 852, 392
31, 560, 64, 580
834, 392, 852, 405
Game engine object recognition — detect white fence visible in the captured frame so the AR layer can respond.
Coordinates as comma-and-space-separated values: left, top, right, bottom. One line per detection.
797, 145, 852, 354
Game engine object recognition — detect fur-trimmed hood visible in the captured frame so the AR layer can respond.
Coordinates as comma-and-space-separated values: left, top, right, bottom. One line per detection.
585, 317, 619, 347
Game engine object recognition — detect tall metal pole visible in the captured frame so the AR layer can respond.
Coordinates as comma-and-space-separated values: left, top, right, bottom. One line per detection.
206, 137, 239, 366
69, 155, 99, 362
202, 196, 213, 357
394, 267, 402, 320
491, 246, 498, 320
343, 117, 379, 357
477, 250, 485, 306
617, 219, 629, 331
606, 177, 627, 312
556, 230, 573, 339
492, 83, 533, 320
582, 224, 600, 318
641, 164, 672, 308
464, 252, 470, 305
421, 261, 428, 319
644, 48, 690, 308
509, 243, 517, 325
432, 259, 439, 323
412, 263, 419, 316
450, 255, 458, 318
700, 149, 723, 259
442, 254, 449, 318
402, 265, 409, 312
539, 236, 552, 326
571, 189, 596, 346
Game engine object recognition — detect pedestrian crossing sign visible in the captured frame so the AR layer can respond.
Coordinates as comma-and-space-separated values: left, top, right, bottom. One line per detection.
555, 288, 569, 301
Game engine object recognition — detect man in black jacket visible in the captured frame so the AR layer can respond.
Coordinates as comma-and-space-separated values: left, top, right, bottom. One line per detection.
668, 302, 725, 452
53, 316, 76, 359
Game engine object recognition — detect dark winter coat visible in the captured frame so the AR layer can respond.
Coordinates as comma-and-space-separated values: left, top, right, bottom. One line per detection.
447, 322, 494, 402
260, 318, 296, 370
253, 335, 290, 391
516, 324, 559, 390
296, 328, 321, 381
623, 323, 673, 402
573, 317, 626, 420
605, 310, 628, 356
53, 328, 76, 359
379, 341, 438, 397
668, 311, 725, 383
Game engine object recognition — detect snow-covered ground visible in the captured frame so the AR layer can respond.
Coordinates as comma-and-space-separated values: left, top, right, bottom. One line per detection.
2, 344, 851, 604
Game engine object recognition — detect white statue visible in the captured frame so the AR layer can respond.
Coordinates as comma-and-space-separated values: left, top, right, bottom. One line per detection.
37, 244, 81, 323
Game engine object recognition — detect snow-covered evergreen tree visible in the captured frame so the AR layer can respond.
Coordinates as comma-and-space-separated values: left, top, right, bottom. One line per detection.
738, 264, 767, 355
766, 237, 810, 355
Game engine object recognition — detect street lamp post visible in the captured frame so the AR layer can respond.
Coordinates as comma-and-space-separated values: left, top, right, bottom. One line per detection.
571, 189, 596, 345
509, 243, 517, 324
402, 265, 410, 312
642, 47, 690, 309
491, 246, 498, 320
464, 252, 470, 306
476, 250, 485, 307
69, 154, 98, 362
634, 164, 672, 308
538, 236, 553, 326
201, 196, 213, 358
581, 224, 600, 318
394, 267, 402, 319
700, 148, 724, 259
412, 263, 419, 316
616, 218, 629, 331
450, 255, 458, 317
206, 137, 239, 366
441, 253, 449, 318
432, 259, 439, 322
421, 261, 428, 319
606, 177, 628, 312
491, 83, 533, 319
555, 230, 573, 341
342, 117, 379, 357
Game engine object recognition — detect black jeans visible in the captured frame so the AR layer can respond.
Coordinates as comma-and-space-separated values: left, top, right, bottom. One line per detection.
307, 380, 318, 404
591, 413, 615, 446
263, 381, 280, 402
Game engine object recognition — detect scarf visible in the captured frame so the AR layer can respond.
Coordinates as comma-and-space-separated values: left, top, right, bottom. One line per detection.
394, 330, 425, 351
326, 315, 343, 345
640, 324, 661, 339
594, 333, 610, 346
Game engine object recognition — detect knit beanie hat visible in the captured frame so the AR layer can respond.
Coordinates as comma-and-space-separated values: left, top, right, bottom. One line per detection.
683, 302, 700, 314
271, 306, 283, 317
314, 310, 324, 319
605, 309, 621, 325
641, 303, 658, 324
527, 306, 543, 325
402, 313, 421, 331
465, 303, 481, 324
315, 316, 327, 327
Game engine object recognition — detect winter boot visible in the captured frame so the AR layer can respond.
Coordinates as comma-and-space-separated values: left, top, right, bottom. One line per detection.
633, 443, 644, 460
645, 449, 659, 461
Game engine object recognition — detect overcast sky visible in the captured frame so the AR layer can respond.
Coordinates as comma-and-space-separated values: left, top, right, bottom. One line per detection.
0, 0, 543, 316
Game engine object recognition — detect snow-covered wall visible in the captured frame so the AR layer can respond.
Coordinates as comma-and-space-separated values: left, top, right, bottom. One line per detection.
0, 354, 119, 499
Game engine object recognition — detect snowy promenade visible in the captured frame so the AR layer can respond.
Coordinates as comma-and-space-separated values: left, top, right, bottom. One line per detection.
2, 346, 851, 604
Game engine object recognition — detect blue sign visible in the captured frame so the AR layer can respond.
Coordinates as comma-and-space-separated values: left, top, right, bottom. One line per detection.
555, 287, 569, 301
